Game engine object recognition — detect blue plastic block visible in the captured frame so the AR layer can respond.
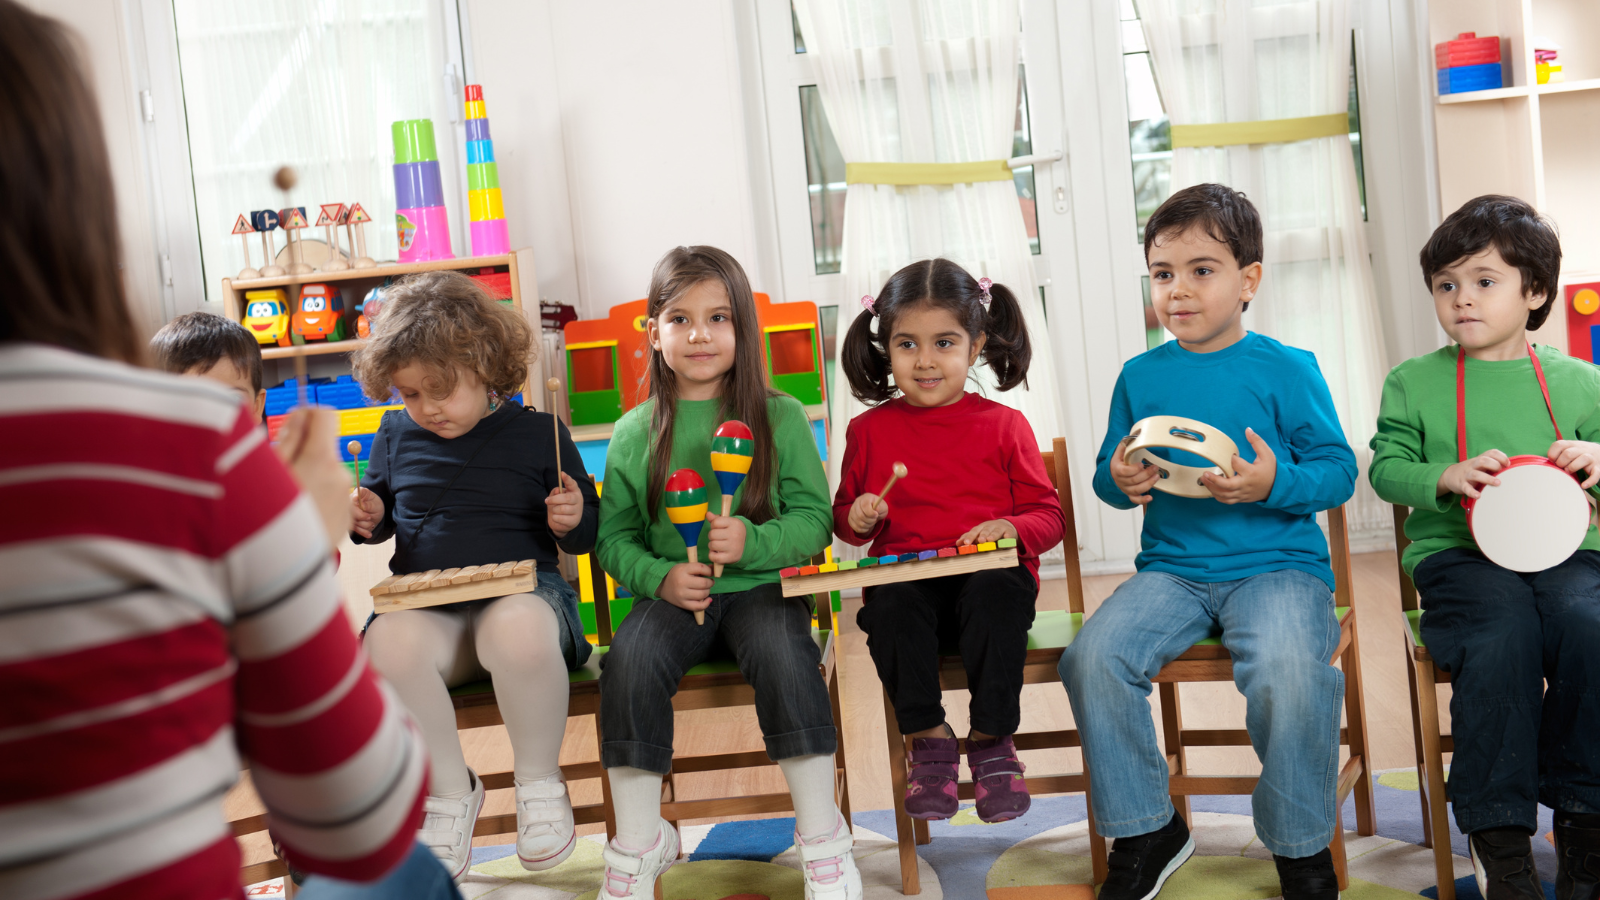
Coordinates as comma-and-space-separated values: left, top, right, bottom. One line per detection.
315, 376, 369, 410
575, 439, 609, 477
339, 432, 376, 461
1437, 62, 1502, 94
810, 417, 828, 461
264, 377, 330, 417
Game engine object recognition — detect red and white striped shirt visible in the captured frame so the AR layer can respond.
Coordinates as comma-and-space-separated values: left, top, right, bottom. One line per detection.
0, 344, 429, 900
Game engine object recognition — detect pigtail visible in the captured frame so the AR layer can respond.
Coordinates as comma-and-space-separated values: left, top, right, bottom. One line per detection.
841, 307, 895, 404
979, 281, 1032, 391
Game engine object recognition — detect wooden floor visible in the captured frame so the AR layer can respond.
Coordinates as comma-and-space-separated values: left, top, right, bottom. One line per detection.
229, 543, 1451, 866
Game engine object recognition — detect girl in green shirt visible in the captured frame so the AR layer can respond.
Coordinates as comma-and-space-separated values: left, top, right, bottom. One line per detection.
593, 246, 858, 900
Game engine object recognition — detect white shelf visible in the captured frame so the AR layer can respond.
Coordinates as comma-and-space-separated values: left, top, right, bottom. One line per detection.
1437, 85, 1530, 105
1538, 76, 1600, 96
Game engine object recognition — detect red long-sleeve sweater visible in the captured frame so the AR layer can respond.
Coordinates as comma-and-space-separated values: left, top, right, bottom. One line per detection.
832, 393, 1065, 583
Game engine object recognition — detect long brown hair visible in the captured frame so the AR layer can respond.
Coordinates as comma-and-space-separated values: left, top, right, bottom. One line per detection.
0, 1, 141, 363
644, 246, 779, 523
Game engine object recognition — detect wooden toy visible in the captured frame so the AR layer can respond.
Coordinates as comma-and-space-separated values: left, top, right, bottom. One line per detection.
242, 288, 292, 346
251, 209, 285, 277
347, 202, 376, 268
347, 439, 363, 490
292, 283, 347, 342
232, 214, 259, 279
875, 461, 907, 511
1122, 415, 1239, 499
709, 419, 753, 576
1464, 456, 1593, 572
546, 378, 564, 490
780, 539, 1018, 597
316, 203, 349, 271
665, 468, 710, 624
1564, 281, 1600, 364
279, 206, 312, 274
371, 559, 536, 614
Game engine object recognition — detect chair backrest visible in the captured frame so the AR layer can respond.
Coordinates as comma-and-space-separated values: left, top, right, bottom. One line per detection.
1391, 504, 1419, 611
1039, 436, 1086, 616
1328, 504, 1354, 610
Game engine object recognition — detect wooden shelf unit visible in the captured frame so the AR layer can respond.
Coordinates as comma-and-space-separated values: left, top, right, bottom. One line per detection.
1428, 0, 1600, 354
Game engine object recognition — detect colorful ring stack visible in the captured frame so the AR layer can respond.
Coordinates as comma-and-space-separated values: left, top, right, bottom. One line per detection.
464, 85, 510, 257
391, 119, 454, 262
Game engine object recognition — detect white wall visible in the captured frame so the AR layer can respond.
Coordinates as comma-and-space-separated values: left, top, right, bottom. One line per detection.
462, 0, 769, 317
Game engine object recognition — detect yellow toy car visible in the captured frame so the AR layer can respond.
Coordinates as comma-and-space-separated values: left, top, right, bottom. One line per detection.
242, 288, 292, 347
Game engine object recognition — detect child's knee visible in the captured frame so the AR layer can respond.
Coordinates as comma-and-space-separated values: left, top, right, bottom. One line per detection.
363, 612, 439, 679
1058, 630, 1129, 693
476, 593, 561, 670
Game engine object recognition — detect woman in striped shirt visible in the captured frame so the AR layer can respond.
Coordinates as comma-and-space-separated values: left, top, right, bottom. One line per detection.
0, 3, 441, 897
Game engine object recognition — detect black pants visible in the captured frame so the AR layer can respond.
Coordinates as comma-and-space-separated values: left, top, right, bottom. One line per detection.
598, 582, 837, 774
1413, 547, 1600, 834
857, 565, 1038, 736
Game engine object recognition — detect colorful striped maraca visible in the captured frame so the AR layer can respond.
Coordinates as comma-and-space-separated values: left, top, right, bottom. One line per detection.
665, 467, 710, 624
709, 420, 754, 577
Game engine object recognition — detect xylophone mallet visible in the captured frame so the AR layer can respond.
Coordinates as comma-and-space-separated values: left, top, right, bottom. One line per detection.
875, 461, 908, 512
546, 377, 564, 492
347, 440, 363, 491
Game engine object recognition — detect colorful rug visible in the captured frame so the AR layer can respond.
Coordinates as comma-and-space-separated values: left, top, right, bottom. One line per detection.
248, 770, 1567, 899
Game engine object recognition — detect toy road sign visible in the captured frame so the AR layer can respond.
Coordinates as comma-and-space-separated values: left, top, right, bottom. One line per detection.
279, 206, 309, 229
231, 213, 254, 235
346, 202, 372, 224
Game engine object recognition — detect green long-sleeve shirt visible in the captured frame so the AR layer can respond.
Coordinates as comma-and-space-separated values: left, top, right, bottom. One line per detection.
596, 394, 832, 598
1369, 343, 1600, 575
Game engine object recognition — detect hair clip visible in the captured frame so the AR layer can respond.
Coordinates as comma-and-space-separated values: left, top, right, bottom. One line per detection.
861, 295, 877, 316
977, 277, 993, 309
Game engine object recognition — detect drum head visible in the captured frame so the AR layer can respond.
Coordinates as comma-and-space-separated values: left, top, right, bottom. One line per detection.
1471, 463, 1591, 572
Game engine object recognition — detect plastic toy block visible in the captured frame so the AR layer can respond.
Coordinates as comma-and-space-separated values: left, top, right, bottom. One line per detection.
1435, 32, 1500, 69
264, 377, 331, 417
858, 557, 878, 568
918, 550, 938, 560
818, 563, 839, 573
977, 541, 998, 552
897, 552, 918, 562
937, 547, 958, 557
780, 567, 801, 578
958, 545, 979, 555
878, 555, 898, 565
1438, 62, 1502, 94
799, 565, 819, 576
839, 560, 858, 570
338, 404, 404, 435
339, 432, 376, 461
266, 414, 287, 441
997, 538, 1017, 549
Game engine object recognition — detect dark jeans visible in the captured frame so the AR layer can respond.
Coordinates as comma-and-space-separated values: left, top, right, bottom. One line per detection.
598, 582, 837, 773
1414, 547, 1600, 834
857, 565, 1038, 736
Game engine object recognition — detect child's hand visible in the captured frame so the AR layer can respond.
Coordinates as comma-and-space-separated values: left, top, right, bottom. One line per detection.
546, 472, 583, 538
350, 486, 385, 539
1549, 440, 1600, 489
1201, 428, 1277, 505
848, 493, 886, 536
657, 562, 714, 612
958, 519, 1018, 546
1437, 450, 1509, 499
705, 511, 747, 567
1110, 437, 1160, 505
274, 407, 355, 544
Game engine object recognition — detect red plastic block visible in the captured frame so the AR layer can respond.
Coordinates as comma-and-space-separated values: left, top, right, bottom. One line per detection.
1435, 32, 1500, 69
266, 414, 287, 441
799, 565, 820, 576
937, 547, 958, 557
958, 545, 979, 555
780, 567, 801, 578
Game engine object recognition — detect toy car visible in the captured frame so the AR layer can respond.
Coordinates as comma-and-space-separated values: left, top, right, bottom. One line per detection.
356, 283, 388, 339
292, 283, 347, 342
241, 289, 292, 347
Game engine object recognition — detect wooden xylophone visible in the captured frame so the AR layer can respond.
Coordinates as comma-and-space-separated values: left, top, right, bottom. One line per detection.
779, 538, 1018, 597
371, 559, 536, 614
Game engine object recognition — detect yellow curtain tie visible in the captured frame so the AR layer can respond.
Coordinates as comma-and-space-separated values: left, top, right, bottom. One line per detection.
844, 160, 1014, 186
1170, 112, 1348, 148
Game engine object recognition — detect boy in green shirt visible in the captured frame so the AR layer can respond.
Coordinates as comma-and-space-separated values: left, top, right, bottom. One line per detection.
1370, 195, 1600, 900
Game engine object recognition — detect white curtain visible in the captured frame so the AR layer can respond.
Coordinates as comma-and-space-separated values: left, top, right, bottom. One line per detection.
1141, 0, 1392, 540
792, 0, 1062, 473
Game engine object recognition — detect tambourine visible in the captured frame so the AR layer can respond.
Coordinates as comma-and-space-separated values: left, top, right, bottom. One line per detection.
1462, 455, 1595, 572
1122, 415, 1239, 499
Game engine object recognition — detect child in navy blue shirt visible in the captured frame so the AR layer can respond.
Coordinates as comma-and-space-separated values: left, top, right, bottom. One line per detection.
1059, 185, 1356, 900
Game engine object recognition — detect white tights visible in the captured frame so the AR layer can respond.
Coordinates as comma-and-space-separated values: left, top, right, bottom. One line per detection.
366, 593, 570, 797
608, 754, 840, 850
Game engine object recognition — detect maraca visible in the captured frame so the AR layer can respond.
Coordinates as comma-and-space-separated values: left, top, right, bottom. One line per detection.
665, 468, 710, 624
709, 420, 754, 577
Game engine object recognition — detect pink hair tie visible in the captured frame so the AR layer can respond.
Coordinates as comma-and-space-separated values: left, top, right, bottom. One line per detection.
977, 277, 993, 309
861, 295, 877, 316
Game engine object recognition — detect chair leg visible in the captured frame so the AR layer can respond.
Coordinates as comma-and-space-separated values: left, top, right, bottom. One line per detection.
1158, 682, 1191, 825
1340, 612, 1376, 837
1330, 823, 1350, 891
1405, 647, 1433, 849
828, 664, 852, 825
1415, 662, 1455, 900
914, 817, 931, 845
882, 688, 920, 895
1085, 775, 1109, 885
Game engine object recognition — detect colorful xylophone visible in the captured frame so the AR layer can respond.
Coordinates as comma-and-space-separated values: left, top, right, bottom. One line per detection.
370, 559, 535, 614
779, 538, 1017, 597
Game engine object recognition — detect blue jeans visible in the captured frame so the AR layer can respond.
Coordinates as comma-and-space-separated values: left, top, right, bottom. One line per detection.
1058, 569, 1344, 857
296, 842, 462, 899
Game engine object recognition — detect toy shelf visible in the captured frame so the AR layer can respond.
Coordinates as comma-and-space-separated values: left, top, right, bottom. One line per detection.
260, 338, 365, 360
221, 252, 526, 320
1436, 84, 1530, 104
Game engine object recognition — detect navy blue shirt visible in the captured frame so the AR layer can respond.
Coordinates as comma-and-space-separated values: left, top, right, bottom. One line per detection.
1092, 332, 1357, 590
354, 402, 599, 576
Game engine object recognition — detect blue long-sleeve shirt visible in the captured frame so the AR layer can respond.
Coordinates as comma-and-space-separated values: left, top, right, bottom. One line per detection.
1092, 332, 1356, 590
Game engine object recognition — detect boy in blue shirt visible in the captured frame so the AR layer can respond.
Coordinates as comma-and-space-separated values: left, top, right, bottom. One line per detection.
1059, 184, 1357, 900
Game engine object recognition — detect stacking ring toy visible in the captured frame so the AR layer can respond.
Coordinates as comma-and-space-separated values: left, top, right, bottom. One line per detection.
1122, 415, 1238, 499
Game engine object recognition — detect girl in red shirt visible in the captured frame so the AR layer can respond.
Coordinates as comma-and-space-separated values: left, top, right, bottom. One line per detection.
834, 258, 1065, 824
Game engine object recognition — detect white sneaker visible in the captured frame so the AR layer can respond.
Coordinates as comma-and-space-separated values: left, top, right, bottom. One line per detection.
515, 772, 576, 871
796, 814, 863, 900
599, 820, 680, 899
419, 769, 484, 882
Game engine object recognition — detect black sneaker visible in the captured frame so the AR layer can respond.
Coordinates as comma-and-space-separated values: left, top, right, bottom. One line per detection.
1099, 812, 1195, 900
1555, 812, 1600, 900
1469, 827, 1544, 899
1274, 847, 1339, 900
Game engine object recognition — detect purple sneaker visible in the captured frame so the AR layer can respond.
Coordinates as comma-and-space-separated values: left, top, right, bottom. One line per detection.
904, 736, 959, 820
968, 735, 1030, 823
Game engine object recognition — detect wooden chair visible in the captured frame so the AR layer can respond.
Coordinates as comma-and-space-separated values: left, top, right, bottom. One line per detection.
1087, 504, 1376, 891
880, 437, 1106, 895
1392, 504, 1457, 900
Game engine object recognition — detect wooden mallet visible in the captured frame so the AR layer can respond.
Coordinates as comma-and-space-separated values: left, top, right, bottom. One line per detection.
547, 377, 564, 492
876, 462, 908, 512
347, 440, 363, 491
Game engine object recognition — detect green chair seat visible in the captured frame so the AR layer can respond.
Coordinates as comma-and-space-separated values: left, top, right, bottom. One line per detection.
1025, 609, 1084, 650
1406, 608, 1424, 648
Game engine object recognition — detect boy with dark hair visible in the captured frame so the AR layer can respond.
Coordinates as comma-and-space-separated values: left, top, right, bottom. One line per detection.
1060, 183, 1357, 900
150, 310, 265, 416
1370, 194, 1600, 900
